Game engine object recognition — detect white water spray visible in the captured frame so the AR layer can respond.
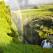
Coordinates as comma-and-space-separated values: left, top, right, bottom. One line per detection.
4, 0, 23, 32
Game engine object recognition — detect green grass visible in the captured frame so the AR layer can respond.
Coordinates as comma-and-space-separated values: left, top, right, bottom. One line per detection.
19, 4, 53, 24
0, 1, 12, 45
0, 43, 53, 53
21, 9, 53, 21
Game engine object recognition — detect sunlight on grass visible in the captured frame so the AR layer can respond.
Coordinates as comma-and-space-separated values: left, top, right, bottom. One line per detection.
0, 1, 12, 46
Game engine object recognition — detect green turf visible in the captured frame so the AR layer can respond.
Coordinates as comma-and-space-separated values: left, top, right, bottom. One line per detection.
0, 43, 53, 53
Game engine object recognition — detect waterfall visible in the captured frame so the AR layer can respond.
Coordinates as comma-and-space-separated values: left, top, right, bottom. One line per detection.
4, 0, 23, 41
4, 0, 23, 32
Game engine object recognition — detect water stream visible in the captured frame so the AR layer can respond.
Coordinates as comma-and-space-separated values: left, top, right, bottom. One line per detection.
5, 0, 23, 32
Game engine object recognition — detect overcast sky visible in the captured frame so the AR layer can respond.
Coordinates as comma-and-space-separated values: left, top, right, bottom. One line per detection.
4, 0, 53, 4
29, 0, 53, 4
4, 0, 53, 10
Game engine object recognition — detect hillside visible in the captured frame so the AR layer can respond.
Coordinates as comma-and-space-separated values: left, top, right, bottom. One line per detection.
0, 1, 53, 53
0, 1, 12, 45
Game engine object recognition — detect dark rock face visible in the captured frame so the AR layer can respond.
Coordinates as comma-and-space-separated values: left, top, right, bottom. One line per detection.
23, 17, 53, 45
32, 31, 42, 45
23, 31, 42, 45
23, 23, 42, 45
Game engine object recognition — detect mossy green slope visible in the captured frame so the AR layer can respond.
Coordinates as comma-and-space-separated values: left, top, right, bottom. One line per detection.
0, 1, 12, 45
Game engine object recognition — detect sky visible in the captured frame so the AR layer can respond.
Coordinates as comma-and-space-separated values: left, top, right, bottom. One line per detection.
28, 0, 53, 5
4, 0, 53, 10
4, 0, 53, 5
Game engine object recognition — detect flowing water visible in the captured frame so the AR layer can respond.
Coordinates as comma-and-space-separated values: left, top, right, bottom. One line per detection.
5, 0, 23, 32
4, 0, 23, 41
